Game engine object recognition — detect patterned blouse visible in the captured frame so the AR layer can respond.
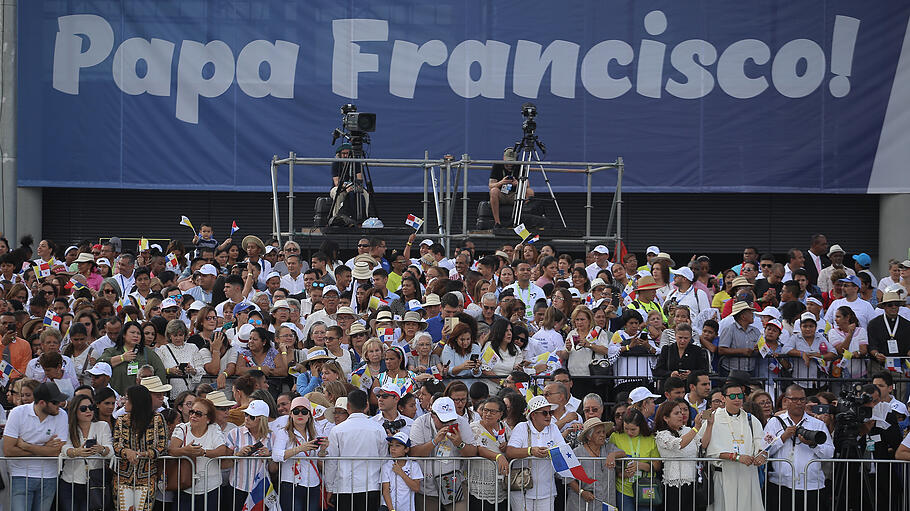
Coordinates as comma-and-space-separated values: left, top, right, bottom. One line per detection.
112, 413, 169, 481
236, 346, 280, 369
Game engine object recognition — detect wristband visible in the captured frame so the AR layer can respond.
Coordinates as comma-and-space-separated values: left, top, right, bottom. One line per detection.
281, 352, 288, 356
495, 453, 504, 460
528, 447, 532, 457
222, 371, 229, 378
691, 427, 699, 434
257, 366, 262, 371
406, 242, 412, 246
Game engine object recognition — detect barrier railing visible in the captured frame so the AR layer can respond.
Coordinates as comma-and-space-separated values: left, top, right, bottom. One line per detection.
0, 453, 907, 511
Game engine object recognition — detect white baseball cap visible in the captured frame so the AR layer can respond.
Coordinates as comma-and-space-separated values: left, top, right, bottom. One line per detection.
671, 267, 694, 282
387, 431, 412, 447
646, 246, 660, 255
188, 301, 205, 312
161, 298, 179, 310
265, 246, 277, 254
567, 287, 582, 299
629, 386, 660, 405
322, 285, 340, 296
237, 323, 255, 341
799, 312, 818, 324
87, 362, 112, 377
755, 306, 781, 319
431, 397, 459, 423
265, 271, 281, 281
420, 239, 434, 247
195, 264, 218, 276
244, 400, 270, 418
592, 245, 610, 255
373, 380, 403, 398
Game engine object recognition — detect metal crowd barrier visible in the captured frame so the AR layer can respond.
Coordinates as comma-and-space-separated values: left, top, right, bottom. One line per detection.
0, 454, 908, 511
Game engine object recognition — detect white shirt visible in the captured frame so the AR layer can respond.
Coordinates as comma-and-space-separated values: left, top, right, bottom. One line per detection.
280, 273, 307, 295
381, 459, 423, 511
824, 297, 877, 328
325, 412, 387, 493
372, 410, 414, 437
172, 422, 226, 494
524, 328, 566, 363
566, 396, 581, 414
506, 420, 566, 499
666, 285, 711, 315
3, 403, 69, 478
763, 412, 833, 490
114, 271, 135, 296
408, 411, 476, 496
60, 421, 114, 484
25, 354, 79, 390
88, 335, 116, 357
272, 427, 321, 486
156, 343, 202, 398
585, 261, 612, 282
505, 282, 547, 320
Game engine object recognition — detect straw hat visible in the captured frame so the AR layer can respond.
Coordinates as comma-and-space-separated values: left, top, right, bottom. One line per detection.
348, 323, 368, 336
397, 311, 428, 330
354, 253, 378, 268
370, 310, 395, 329
879, 290, 905, 307
525, 396, 557, 415
352, 262, 373, 280
140, 376, 172, 393
578, 418, 615, 444
731, 301, 754, 316
634, 275, 660, 291
206, 391, 237, 407
241, 235, 265, 253
730, 276, 753, 288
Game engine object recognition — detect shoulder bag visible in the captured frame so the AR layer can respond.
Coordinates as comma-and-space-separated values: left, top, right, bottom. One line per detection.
160, 422, 194, 491
508, 423, 534, 491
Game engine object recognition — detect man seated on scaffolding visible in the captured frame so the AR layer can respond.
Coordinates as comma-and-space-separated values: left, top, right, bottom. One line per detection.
489, 147, 533, 228
330, 143, 371, 219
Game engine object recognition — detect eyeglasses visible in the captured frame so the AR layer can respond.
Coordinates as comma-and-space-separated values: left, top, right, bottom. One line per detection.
284, 247, 300, 253
761, 264, 773, 268
483, 306, 496, 311
786, 396, 807, 403
102, 289, 116, 294
378, 393, 398, 399
583, 407, 601, 412
188, 409, 205, 417
480, 407, 503, 414
170, 294, 183, 301
726, 393, 745, 400
451, 397, 468, 404
78, 405, 96, 413
291, 408, 310, 416
325, 336, 339, 341
205, 315, 217, 321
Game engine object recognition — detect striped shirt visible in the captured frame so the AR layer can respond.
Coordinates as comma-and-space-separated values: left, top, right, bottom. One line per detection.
225, 426, 273, 491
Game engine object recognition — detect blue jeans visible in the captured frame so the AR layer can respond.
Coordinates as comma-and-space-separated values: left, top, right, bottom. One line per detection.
616, 490, 650, 511
279, 482, 322, 511
11, 476, 57, 511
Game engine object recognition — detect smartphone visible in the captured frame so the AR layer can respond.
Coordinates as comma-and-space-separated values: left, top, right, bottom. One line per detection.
6, 324, 14, 332
445, 317, 460, 330
639, 331, 649, 340
316, 436, 327, 446
250, 441, 264, 452
470, 354, 479, 362
83, 438, 98, 449
449, 423, 459, 434
810, 404, 832, 415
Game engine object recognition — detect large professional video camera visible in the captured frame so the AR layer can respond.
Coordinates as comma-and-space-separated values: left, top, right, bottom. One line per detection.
833, 382, 873, 455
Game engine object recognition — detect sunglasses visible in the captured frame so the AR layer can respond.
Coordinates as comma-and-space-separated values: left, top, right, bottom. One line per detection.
78, 405, 96, 413
358, 244, 370, 248
291, 408, 310, 416
536, 410, 552, 417
726, 393, 745, 400
188, 409, 206, 417
312, 282, 326, 288
761, 264, 773, 268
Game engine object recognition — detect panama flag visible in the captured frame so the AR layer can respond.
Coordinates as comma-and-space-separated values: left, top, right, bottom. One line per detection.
0, 360, 14, 386
240, 469, 280, 511
166, 253, 180, 269
549, 443, 596, 483
380, 327, 396, 344
179, 215, 195, 232
34, 262, 51, 278
43, 310, 61, 329
231, 220, 240, 236
427, 365, 443, 380
405, 214, 424, 230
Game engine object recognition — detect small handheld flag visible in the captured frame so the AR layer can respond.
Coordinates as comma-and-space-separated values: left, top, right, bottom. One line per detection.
405, 214, 424, 231
179, 215, 195, 233
166, 253, 180, 269
138, 238, 149, 251
0, 360, 15, 386
380, 327, 396, 344
549, 443, 596, 484
527, 234, 540, 244
240, 469, 280, 511
230, 221, 239, 236
513, 223, 531, 241
33, 262, 51, 279
481, 344, 500, 371
427, 365, 444, 380
65, 277, 86, 291
43, 310, 61, 329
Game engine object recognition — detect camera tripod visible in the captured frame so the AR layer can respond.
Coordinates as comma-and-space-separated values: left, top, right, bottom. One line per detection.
329, 138, 378, 224
511, 109, 567, 228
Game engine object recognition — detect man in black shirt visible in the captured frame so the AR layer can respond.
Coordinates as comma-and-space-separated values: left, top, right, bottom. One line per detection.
488, 147, 533, 227
867, 290, 910, 377
330, 143, 369, 218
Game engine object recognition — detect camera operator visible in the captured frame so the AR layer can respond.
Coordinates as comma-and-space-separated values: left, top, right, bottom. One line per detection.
372, 381, 414, 436
488, 147, 533, 228
330, 143, 370, 218
762, 384, 833, 511
854, 382, 902, 511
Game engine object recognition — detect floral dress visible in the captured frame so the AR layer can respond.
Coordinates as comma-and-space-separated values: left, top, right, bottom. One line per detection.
112, 413, 169, 511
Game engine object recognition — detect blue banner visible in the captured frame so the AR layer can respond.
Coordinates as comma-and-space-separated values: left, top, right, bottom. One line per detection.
17, 1, 910, 193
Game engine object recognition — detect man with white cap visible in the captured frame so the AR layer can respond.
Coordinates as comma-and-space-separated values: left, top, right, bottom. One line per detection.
325, 389, 388, 511
86, 362, 120, 398
372, 381, 414, 436
666, 266, 710, 315
186, 263, 218, 304
824, 275, 876, 328
409, 396, 478, 510
585, 245, 612, 282
505, 395, 570, 511
629, 386, 660, 427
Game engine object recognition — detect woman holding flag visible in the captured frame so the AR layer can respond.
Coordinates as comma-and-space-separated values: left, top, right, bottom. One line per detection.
566, 418, 622, 511
505, 395, 591, 511
480, 319, 524, 383
565, 306, 616, 397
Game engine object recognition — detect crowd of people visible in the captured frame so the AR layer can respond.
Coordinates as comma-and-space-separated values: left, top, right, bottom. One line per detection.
0, 231, 908, 511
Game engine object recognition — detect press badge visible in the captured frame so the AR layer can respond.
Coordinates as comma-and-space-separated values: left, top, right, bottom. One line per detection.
888, 339, 899, 354
127, 361, 139, 375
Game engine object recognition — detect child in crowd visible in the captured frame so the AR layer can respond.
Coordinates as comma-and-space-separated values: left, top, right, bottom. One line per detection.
381, 431, 423, 511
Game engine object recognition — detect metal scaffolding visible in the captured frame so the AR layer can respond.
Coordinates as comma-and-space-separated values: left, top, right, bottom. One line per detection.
269, 154, 624, 257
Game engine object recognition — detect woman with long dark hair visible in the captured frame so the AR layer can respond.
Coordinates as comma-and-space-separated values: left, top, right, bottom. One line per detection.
390, 275, 423, 317
112, 385, 169, 511
481, 319, 524, 382
98, 321, 167, 395
61, 394, 113, 511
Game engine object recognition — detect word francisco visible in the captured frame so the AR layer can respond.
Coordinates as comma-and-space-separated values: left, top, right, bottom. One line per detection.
52, 11, 861, 125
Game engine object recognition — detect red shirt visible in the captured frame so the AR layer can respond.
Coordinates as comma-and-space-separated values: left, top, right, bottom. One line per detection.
720, 299, 763, 318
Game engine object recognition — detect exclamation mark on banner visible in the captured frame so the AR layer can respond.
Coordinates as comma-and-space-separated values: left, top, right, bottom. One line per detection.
829, 15, 861, 97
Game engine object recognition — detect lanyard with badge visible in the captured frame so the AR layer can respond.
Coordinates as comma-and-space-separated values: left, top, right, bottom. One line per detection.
729, 412, 747, 455
885, 316, 900, 354
126, 349, 139, 376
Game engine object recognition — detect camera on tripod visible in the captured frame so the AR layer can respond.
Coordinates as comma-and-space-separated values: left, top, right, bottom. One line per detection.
836, 382, 874, 422
341, 103, 376, 133
383, 418, 407, 433
521, 102, 537, 134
